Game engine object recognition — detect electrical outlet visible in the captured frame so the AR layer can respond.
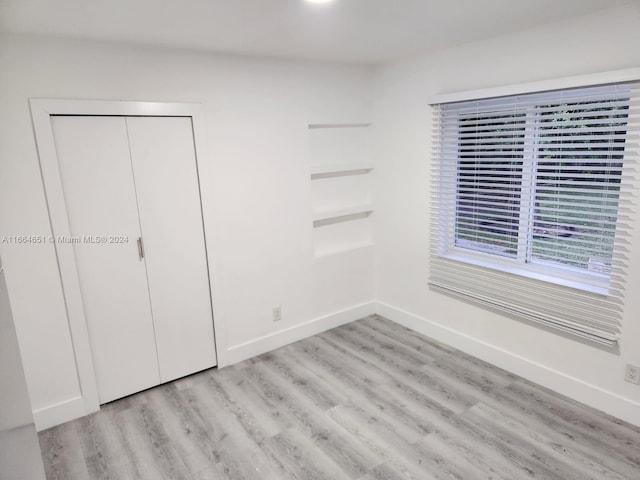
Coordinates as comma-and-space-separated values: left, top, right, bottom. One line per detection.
272, 306, 282, 322
625, 364, 640, 385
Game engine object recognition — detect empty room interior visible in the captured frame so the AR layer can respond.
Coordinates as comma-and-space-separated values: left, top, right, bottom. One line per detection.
1, 0, 640, 479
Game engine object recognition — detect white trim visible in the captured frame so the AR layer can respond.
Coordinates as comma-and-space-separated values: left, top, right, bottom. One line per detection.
224, 302, 376, 365
428, 67, 640, 105
33, 396, 88, 432
32, 302, 374, 429
31, 297, 640, 429
29, 98, 226, 417
443, 252, 610, 296
30, 99, 204, 117
375, 301, 640, 427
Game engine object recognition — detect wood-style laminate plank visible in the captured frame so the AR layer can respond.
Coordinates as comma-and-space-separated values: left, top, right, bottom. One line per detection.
77, 409, 143, 480
242, 362, 381, 479
39, 315, 640, 480
264, 426, 354, 480
184, 380, 283, 480
286, 338, 435, 440
507, 379, 640, 456
361, 316, 516, 386
115, 406, 190, 480
39, 423, 91, 480
324, 324, 480, 413
464, 401, 629, 480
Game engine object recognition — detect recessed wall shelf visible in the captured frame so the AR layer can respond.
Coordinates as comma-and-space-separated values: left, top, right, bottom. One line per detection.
313, 205, 373, 227
308, 121, 374, 255
310, 163, 373, 180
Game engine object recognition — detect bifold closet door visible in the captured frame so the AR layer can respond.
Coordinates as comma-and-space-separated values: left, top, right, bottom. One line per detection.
51, 116, 160, 404
126, 117, 216, 383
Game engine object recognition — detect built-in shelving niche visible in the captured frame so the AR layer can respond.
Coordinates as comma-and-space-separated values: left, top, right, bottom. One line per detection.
309, 123, 374, 257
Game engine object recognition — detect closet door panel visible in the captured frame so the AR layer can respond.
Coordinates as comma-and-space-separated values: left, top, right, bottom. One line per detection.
51, 116, 160, 404
126, 116, 216, 382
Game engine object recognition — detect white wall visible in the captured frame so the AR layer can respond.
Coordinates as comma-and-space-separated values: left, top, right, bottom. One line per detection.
4, 3, 640, 431
0, 34, 375, 429
372, 3, 640, 426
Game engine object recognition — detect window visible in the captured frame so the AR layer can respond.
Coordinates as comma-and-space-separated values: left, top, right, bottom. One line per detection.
430, 80, 639, 347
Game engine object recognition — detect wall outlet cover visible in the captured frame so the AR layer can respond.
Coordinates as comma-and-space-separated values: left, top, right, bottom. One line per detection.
272, 306, 282, 322
624, 364, 640, 385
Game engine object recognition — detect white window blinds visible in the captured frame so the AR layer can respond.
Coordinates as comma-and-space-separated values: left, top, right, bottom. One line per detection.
430, 81, 639, 347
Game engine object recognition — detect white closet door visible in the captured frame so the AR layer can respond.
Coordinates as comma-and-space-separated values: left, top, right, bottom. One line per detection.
52, 116, 160, 404
126, 117, 216, 382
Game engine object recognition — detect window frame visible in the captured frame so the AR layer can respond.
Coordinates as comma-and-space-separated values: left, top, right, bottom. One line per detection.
436, 88, 629, 295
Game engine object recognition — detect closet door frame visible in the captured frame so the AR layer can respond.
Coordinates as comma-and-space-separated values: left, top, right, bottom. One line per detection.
30, 99, 226, 418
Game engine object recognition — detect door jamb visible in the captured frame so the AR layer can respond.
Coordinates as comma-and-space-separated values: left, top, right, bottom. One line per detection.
30, 99, 226, 418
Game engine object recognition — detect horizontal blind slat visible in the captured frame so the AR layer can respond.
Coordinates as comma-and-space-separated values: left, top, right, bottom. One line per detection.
430, 80, 638, 347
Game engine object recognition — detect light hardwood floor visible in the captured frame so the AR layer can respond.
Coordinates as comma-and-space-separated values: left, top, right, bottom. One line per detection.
39, 315, 640, 480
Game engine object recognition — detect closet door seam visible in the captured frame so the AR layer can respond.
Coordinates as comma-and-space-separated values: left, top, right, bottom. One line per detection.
186, 117, 218, 353
124, 116, 162, 381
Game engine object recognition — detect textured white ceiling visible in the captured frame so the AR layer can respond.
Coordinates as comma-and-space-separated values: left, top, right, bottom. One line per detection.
0, 0, 633, 63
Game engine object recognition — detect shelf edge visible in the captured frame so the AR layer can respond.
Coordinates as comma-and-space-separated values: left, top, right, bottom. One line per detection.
310, 165, 373, 179
313, 207, 373, 227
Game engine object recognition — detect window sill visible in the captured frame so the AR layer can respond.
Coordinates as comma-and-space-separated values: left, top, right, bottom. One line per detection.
443, 252, 610, 296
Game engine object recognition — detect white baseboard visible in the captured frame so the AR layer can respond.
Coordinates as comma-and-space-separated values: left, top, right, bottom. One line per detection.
224, 302, 376, 366
376, 301, 640, 428
35, 300, 638, 430
33, 396, 88, 431
32, 302, 375, 430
